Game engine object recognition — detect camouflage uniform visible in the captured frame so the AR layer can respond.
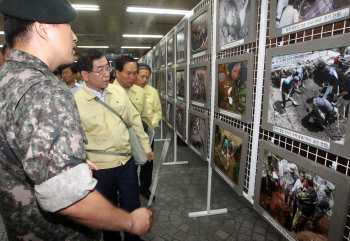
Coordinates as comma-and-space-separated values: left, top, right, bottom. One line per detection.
230, 63, 247, 115
292, 187, 317, 233
265, 161, 275, 197
0, 50, 100, 240
312, 176, 334, 226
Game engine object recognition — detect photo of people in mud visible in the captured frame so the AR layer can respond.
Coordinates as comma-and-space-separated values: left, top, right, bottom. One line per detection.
267, 46, 350, 144
259, 150, 336, 241
160, 44, 166, 67
276, 0, 350, 28
160, 71, 166, 94
167, 102, 173, 127
167, 38, 174, 65
213, 125, 242, 185
176, 29, 185, 62
176, 106, 185, 137
190, 66, 208, 104
218, 0, 251, 47
218, 60, 248, 115
161, 98, 166, 119
176, 69, 186, 100
189, 113, 206, 155
167, 70, 174, 97
155, 72, 160, 91
191, 10, 208, 54
155, 50, 160, 69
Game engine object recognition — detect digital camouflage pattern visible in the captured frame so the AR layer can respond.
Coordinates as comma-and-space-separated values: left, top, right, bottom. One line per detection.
265, 161, 275, 197
0, 50, 100, 240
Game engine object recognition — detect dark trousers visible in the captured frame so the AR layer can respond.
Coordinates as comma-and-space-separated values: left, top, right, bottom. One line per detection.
139, 140, 154, 193
92, 157, 141, 241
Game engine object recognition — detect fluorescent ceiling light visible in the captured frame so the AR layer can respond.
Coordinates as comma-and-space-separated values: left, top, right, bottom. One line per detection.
0, 31, 4, 34
72, 4, 99, 11
0, 45, 2, 47
134, 58, 139, 60
121, 46, 151, 49
126, 7, 189, 15
123, 34, 163, 38
77, 46, 109, 49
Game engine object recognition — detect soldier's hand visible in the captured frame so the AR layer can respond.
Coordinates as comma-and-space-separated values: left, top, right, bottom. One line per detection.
146, 152, 154, 161
129, 207, 153, 235
86, 159, 98, 177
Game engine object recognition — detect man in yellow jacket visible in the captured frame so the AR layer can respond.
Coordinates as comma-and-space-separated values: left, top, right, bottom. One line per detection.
135, 63, 162, 200
75, 49, 154, 241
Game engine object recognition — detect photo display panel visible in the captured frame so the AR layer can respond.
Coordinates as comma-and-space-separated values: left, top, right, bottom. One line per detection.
154, 71, 160, 91
155, 47, 160, 70
167, 32, 174, 66
188, 109, 208, 160
167, 67, 174, 97
160, 70, 166, 95
189, 61, 211, 109
262, 33, 350, 158
176, 66, 187, 102
166, 99, 174, 130
215, 53, 254, 123
211, 119, 248, 195
190, 4, 212, 59
217, 0, 256, 51
270, 1, 350, 38
176, 21, 187, 63
160, 42, 166, 68
254, 140, 350, 241
175, 103, 186, 140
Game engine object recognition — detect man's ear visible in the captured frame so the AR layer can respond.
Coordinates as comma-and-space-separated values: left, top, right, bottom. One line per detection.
34, 22, 50, 41
115, 70, 120, 79
81, 70, 89, 82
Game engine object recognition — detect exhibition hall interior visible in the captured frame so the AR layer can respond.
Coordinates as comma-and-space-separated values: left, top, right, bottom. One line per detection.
1, 0, 350, 240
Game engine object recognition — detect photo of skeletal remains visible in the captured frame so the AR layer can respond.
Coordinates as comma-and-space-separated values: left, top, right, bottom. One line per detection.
177, 29, 185, 62
176, 69, 185, 100
189, 113, 206, 155
191, 10, 208, 54
190, 66, 207, 104
167, 70, 174, 97
176, 106, 185, 137
167, 37, 174, 65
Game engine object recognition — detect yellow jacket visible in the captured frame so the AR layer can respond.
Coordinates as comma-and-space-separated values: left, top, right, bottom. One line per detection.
74, 84, 152, 169
144, 84, 162, 129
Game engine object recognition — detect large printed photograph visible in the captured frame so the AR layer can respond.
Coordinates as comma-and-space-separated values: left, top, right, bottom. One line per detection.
155, 72, 160, 91
218, 0, 251, 46
166, 101, 173, 128
176, 68, 186, 101
155, 49, 160, 69
176, 28, 186, 62
266, 46, 350, 144
160, 44, 166, 67
160, 71, 166, 94
190, 66, 208, 105
189, 112, 206, 158
176, 105, 185, 138
167, 36, 174, 65
167, 69, 174, 97
191, 10, 209, 55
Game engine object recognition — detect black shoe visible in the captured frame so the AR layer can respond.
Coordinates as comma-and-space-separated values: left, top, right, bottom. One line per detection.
140, 190, 155, 201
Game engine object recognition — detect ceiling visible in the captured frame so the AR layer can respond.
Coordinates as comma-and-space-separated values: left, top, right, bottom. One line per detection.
0, 0, 201, 59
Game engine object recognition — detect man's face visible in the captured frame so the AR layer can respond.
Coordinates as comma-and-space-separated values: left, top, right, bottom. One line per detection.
62, 67, 76, 85
300, 173, 305, 183
116, 61, 137, 90
84, 56, 110, 92
230, 65, 240, 80
135, 69, 151, 88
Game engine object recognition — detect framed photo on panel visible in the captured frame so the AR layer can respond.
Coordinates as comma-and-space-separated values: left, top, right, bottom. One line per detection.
160, 96, 166, 120
155, 47, 160, 70
270, 1, 350, 39
147, 53, 153, 86
211, 119, 247, 195
188, 109, 208, 160
189, 3, 212, 59
166, 99, 174, 130
189, 61, 211, 109
160, 69, 166, 95
167, 67, 175, 97
167, 32, 174, 66
160, 42, 166, 68
154, 71, 160, 91
176, 65, 187, 102
215, 52, 253, 123
176, 102, 186, 140
254, 140, 350, 241
262, 33, 350, 158
216, 0, 256, 52
176, 21, 187, 63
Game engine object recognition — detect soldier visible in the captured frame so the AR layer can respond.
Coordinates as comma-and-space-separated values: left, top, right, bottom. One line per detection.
310, 97, 338, 130
290, 171, 306, 218
292, 175, 317, 233
280, 76, 299, 110
309, 176, 335, 228
265, 155, 278, 197
227, 62, 247, 114
0, 0, 152, 240
283, 163, 300, 206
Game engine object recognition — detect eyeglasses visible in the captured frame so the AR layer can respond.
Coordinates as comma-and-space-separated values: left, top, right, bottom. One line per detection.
88, 67, 110, 75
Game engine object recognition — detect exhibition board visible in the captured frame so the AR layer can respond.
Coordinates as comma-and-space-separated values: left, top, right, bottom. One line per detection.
175, 20, 187, 64
189, 61, 211, 109
160, 41, 167, 68
254, 140, 350, 241
175, 102, 186, 141
176, 65, 187, 103
262, 32, 350, 159
154, 71, 160, 91
166, 67, 175, 98
160, 69, 166, 95
167, 31, 174, 66
160, 96, 166, 120
154, 46, 160, 70
166, 99, 175, 130
188, 109, 208, 161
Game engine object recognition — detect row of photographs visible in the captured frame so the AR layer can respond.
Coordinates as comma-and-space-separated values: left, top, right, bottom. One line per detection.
148, 33, 350, 159
144, 0, 350, 67
159, 102, 350, 241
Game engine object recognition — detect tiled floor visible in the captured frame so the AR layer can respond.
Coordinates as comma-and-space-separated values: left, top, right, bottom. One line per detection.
0, 124, 287, 241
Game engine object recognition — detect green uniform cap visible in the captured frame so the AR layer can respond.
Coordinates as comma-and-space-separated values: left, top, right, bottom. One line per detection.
0, 0, 77, 23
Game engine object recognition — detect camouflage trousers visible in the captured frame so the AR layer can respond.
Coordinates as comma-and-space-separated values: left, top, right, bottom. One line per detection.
313, 99, 326, 125
292, 209, 309, 233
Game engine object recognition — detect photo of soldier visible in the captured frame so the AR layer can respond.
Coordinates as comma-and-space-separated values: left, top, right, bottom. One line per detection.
167, 102, 173, 127
167, 70, 174, 97
259, 150, 336, 240
191, 11, 208, 54
167, 38, 174, 64
213, 125, 243, 185
176, 106, 185, 137
190, 66, 207, 104
160, 44, 166, 67
176, 70, 185, 99
160, 71, 166, 94
276, 0, 349, 29
155, 72, 160, 91
176, 29, 185, 61
267, 46, 350, 143
189, 114, 206, 155
218, 0, 251, 46
218, 60, 248, 115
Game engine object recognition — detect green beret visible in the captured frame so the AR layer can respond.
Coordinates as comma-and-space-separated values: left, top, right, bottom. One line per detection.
0, 0, 77, 23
